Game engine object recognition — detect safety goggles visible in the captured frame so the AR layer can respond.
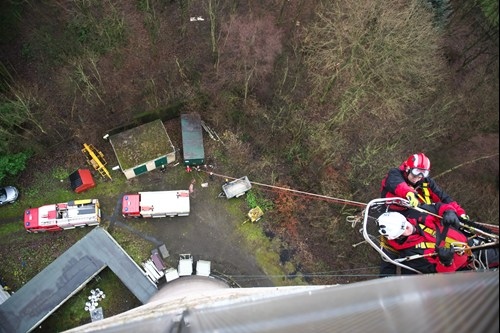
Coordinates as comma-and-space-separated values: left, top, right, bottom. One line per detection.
410, 168, 429, 178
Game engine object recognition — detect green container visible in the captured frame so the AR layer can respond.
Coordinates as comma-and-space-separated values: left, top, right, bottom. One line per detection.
181, 113, 205, 166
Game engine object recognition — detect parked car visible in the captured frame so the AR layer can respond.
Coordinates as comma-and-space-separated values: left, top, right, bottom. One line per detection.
0, 186, 19, 205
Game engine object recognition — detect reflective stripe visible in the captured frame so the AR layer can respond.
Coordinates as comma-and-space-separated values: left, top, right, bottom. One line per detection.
418, 224, 469, 255
421, 182, 432, 204
416, 242, 435, 249
421, 224, 436, 237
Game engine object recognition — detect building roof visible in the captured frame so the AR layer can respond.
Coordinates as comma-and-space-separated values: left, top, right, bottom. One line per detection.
0, 228, 157, 333
181, 113, 205, 163
109, 120, 174, 170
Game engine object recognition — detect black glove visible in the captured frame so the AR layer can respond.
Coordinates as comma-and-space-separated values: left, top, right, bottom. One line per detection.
437, 247, 454, 267
442, 210, 460, 229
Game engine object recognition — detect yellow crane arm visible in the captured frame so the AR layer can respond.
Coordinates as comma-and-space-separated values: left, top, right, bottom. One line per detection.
82, 143, 112, 180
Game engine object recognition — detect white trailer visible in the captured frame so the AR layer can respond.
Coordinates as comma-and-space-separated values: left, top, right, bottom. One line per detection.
221, 176, 252, 199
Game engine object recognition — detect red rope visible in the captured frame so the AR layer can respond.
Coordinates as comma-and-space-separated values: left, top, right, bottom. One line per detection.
203, 170, 367, 208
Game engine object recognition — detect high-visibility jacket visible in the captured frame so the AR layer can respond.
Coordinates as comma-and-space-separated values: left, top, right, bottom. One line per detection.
386, 204, 469, 273
380, 165, 466, 216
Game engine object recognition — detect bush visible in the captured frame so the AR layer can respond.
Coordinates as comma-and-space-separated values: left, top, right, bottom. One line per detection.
0, 151, 31, 183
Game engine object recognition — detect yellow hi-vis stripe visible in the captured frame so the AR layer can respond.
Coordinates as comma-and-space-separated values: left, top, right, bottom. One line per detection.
419, 224, 468, 249
420, 182, 432, 204
415, 242, 435, 249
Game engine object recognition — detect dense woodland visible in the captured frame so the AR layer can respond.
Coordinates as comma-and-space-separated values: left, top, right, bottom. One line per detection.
0, 0, 498, 289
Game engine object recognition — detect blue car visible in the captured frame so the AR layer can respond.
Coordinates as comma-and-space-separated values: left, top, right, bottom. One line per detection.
0, 186, 19, 205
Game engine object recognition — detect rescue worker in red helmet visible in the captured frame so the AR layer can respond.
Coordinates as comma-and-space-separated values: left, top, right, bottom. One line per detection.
379, 152, 468, 276
380, 152, 467, 218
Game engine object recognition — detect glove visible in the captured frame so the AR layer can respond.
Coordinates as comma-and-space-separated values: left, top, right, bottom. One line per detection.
406, 192, 419, 207
442, 210, 461, 229
460, 214, 469, 221
437, 247, 454, 267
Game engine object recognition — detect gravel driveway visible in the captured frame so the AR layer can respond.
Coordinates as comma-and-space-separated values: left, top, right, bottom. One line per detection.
105, 167, 274, 288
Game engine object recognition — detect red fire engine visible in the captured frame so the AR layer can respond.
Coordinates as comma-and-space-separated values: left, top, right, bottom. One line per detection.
24, 199, 101, 233
122, 191, 190, 218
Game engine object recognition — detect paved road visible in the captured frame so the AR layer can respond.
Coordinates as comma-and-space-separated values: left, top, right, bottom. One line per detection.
105, 171, 274, 288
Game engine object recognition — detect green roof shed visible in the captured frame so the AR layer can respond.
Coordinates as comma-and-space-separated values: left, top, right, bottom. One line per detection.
181, 113, 205, 166
108, 119, 176, 179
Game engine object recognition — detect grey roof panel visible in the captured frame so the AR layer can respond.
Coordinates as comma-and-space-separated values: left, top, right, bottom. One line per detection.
0, 228, 156, 333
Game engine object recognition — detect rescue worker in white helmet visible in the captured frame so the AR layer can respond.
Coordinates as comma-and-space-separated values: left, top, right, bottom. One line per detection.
376, 206, 498, 274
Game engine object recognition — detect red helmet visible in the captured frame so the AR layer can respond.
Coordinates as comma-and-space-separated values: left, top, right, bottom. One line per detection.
405, 153, 431, 170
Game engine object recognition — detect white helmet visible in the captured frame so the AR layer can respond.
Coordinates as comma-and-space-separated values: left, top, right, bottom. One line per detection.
377, 212, 407, 240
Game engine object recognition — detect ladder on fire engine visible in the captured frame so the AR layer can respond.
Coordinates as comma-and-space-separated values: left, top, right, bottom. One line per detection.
82, 143, 112, 180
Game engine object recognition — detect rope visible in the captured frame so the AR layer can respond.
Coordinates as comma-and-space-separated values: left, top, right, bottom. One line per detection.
200, 153, 500, 209
407, 204, 499, 240
200, 170, 498, 272
433, 152, 499, 180
202, 170, 367, 208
